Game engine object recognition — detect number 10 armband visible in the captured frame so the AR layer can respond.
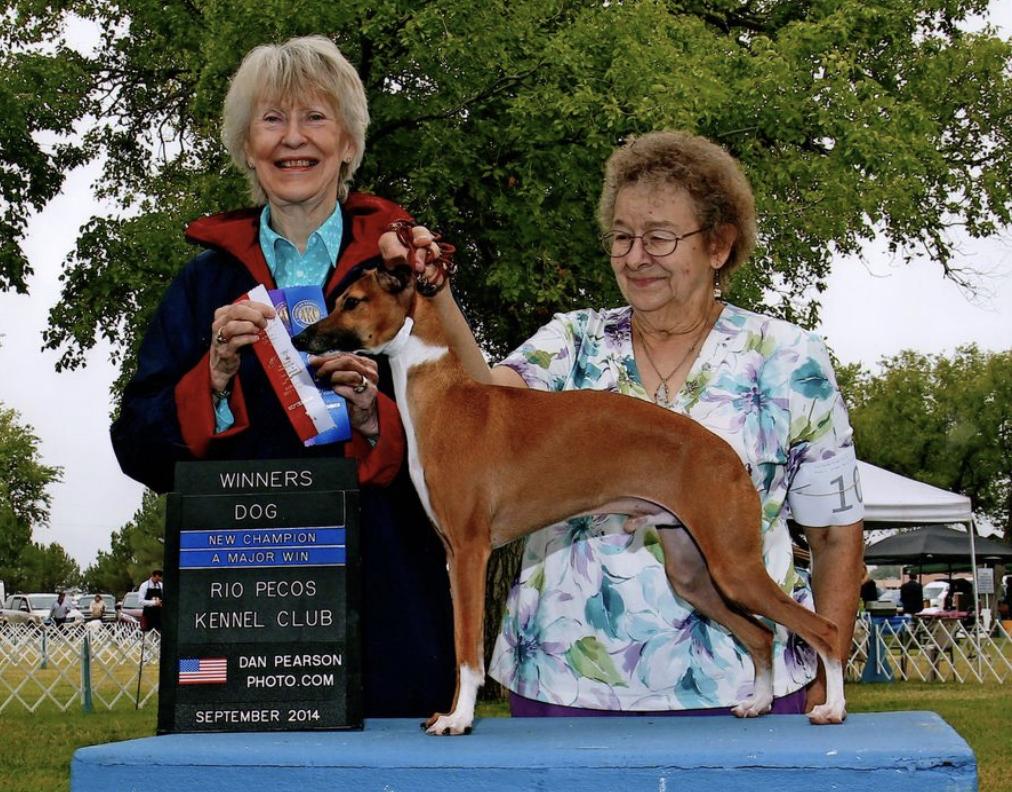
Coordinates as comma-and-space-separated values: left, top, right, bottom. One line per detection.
787, 446, 865, 526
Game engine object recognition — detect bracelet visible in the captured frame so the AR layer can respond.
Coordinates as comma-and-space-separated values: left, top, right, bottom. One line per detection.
212, 387, 231, 403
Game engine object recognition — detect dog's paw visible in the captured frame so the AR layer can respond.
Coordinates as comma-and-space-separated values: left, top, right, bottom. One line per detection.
424, 712, 474, 736
807, 702, 847, 725
731, 694, 772, 718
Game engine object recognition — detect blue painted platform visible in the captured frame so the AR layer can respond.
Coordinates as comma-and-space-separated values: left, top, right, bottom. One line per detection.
71, 712, 976, 791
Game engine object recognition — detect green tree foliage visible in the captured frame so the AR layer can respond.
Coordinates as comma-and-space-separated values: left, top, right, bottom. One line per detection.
0, 505, 32, 589
7, 542, 82, 591
0, 0, 1007, 377
123, 490, 167, 584
81, 517, 136, 596
0, 41, 90, 293
0, 406, 62, 527
847, 345, 1012, 541
0, 406, 62, 586
83, 490, 165, 594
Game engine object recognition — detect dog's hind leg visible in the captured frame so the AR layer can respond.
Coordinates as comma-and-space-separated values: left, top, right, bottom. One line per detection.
678, 485, 846, 725
425, 536, 491, 736
657, 528, 775, 717
807, 656, 846, 725
709, 559, 845, 724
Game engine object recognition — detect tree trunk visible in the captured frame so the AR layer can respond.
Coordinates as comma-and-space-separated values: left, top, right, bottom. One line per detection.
480, 542, 523, 701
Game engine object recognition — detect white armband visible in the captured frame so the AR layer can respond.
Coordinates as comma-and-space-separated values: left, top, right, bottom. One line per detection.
787, 446, 864, 526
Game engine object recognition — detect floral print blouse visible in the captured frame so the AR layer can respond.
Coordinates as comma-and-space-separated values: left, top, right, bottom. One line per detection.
488, 302, 863, 711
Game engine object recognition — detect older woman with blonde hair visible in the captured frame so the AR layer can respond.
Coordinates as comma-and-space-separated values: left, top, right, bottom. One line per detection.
111, 35, 455, 716
419, 130, 865, 717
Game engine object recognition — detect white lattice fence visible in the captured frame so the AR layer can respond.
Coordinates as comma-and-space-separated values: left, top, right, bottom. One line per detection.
0, 622, 160, 712
847, 616, 1012, 683
4, 616, 1004, 714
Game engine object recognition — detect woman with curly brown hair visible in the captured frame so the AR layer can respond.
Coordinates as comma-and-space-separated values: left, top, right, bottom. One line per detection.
418, 130, 864, 718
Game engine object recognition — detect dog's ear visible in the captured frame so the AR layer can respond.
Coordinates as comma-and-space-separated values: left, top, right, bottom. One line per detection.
376, 265, 413, 295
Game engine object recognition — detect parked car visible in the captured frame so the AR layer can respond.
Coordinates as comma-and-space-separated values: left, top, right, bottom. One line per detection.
864, 587, 900, 616
75, 593, 117, 623
875, 588, 903, 613
922, 580, 950, 610
0, 593, 84, 625
117, 590, 143, 625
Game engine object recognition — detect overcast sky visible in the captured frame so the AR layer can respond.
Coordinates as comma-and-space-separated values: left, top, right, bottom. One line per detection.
1, 6, 1010, 569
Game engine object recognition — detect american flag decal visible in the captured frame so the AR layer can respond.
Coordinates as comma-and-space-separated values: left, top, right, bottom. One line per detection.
178, 657, 227, 685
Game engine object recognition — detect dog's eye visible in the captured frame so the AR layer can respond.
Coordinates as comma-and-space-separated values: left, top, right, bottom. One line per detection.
343, 296, 361, 310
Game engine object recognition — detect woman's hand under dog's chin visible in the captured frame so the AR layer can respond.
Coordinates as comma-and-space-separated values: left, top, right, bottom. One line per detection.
309, 352, 381, 439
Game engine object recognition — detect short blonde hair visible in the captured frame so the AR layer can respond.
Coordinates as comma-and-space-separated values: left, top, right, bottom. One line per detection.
222, 35, 369, 205
598, 131, 756, 289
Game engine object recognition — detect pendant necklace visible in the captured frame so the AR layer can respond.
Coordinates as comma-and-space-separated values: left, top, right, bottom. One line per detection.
634, 306, 716, 409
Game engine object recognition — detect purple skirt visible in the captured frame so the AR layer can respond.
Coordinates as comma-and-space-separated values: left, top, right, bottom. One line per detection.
509, 688, 807, 717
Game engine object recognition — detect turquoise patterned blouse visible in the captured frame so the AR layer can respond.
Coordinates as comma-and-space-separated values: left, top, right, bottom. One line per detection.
214, 205, 345, 433
487, 302, 863, 711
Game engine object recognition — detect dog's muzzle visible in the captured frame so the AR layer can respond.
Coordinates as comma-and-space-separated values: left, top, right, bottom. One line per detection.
291, 325, 362, 355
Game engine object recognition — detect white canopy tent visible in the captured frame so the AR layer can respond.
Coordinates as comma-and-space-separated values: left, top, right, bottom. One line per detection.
856, 461, 987, 638
858, 461, 973, 528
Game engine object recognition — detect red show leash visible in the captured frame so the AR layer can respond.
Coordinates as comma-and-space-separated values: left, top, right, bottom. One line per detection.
385, 220, 458, 297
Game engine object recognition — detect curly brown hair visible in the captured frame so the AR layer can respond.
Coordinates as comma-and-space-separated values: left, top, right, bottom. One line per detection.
598, 131, 756, 289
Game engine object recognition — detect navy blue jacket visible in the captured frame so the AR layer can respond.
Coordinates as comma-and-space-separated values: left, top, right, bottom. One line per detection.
111, 195, 456, 716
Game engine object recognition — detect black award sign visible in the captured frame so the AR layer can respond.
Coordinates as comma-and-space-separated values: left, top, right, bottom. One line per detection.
157, 458, 361, 733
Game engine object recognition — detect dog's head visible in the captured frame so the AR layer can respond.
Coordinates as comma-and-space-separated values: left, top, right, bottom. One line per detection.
291, 265, 414, 355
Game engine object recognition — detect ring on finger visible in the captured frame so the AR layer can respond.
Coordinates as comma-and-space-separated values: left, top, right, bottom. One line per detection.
353, 373, 369, 394
215, 330, 228, 345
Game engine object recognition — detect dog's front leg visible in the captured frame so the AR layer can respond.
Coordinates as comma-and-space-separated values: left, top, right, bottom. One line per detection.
424, 539, 491, 735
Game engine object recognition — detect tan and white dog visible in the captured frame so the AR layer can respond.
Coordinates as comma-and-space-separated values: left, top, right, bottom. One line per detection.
292, 266, 846, 735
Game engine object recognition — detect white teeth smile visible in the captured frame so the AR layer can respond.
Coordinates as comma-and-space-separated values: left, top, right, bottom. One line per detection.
277, 159, 315, 168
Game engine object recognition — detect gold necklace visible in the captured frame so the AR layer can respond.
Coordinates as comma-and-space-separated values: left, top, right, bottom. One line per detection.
634, 306, 716, 408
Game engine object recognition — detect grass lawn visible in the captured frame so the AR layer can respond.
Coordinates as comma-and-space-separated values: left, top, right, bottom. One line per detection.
1, 682, 1007, 792
0, 705, 156, 792
847, 680, 1011, 792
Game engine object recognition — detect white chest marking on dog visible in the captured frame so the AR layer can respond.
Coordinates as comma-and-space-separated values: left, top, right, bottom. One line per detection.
379, 318, 447, 528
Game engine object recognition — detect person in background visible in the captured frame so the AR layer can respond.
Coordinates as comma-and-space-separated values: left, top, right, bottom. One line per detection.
110, 35, 454, 716
48, 592, 72, 627
860, 573, 880, 608
137, 570, 163, 633
89, 593, 107, 621
947, 578, 974, 615
899, 570, 923, 616
411, 130, 865, 716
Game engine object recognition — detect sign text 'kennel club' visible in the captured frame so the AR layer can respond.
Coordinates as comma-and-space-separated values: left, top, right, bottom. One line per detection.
158, 459, 361, 733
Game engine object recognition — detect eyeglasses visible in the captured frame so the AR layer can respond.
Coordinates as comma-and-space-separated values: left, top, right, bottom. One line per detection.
601, 228, 706, 258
